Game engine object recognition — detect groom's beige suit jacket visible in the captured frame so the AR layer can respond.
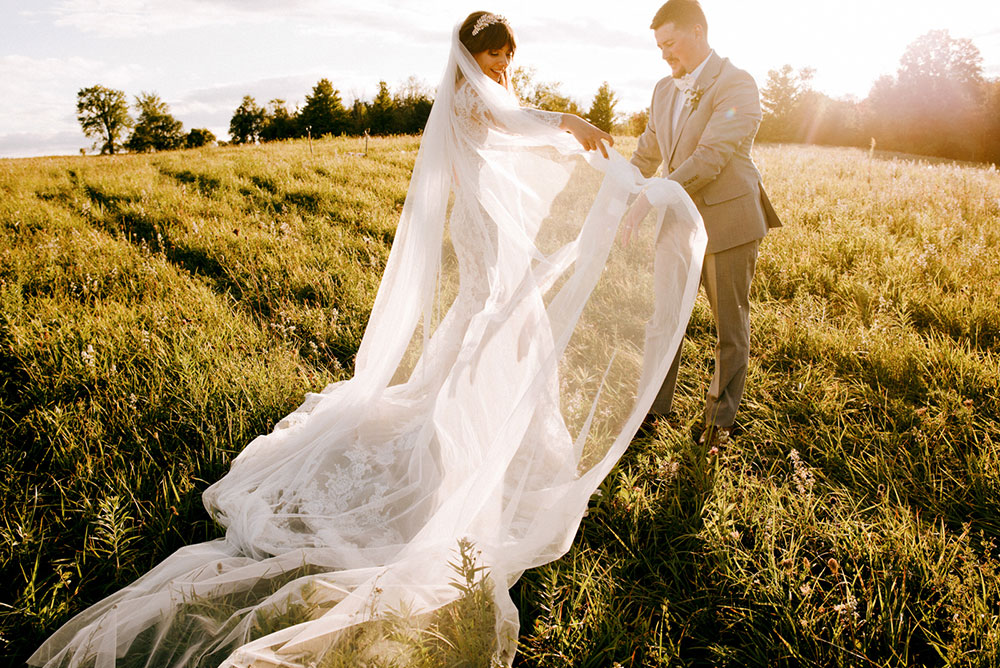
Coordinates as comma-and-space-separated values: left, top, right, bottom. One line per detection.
631, 51, 781, 254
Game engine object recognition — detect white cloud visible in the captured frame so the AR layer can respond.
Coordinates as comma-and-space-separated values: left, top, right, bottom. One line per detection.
0, 130, 86, 158
46, 0, 444, 38
0, 55, 140, 136
49, 0, 279, 36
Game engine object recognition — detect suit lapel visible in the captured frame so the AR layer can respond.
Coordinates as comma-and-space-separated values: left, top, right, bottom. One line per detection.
667, 52, 725, 166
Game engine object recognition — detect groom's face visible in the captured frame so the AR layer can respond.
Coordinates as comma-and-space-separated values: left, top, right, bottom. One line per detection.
654, 22, 703, 78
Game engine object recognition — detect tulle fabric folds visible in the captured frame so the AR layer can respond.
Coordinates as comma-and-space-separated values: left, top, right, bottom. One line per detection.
30, 23, 706, 668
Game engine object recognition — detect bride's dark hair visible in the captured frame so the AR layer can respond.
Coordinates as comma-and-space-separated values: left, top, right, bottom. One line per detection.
459, 11, 517, 54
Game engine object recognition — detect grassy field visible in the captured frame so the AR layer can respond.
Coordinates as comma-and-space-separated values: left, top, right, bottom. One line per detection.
2, 136, 999, 667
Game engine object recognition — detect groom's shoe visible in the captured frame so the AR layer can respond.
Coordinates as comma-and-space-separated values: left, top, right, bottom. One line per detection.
698, 425, 733, 448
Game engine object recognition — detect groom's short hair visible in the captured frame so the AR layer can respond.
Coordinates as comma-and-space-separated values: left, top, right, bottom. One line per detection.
650, 0, 708, 32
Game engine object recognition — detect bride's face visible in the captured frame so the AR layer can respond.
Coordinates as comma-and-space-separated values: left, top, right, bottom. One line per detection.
474, 45, 514, 84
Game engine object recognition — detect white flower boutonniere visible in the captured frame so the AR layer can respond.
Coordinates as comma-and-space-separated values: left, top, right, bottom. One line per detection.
684, 86, 705, 111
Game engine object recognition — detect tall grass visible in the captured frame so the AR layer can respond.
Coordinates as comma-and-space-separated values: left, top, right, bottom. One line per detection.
2, 138, 999, 666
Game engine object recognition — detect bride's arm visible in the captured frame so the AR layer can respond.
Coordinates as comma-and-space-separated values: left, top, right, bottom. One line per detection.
557, 113, 613, 159
526, 108, 612, 159
459, 82, 613, 158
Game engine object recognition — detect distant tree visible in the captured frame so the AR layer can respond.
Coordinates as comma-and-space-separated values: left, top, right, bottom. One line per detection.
393, 77, 433, 134
865, 30, 985, 161
76, 85, 132, 155
617, 109, 649, 137
897, 29, 983, 91
758, 64, 814, 142
261, 98, 298, 141
534, 81, 583, 114
510, 66, 538, 101
985, 80, 1000, 165
299, 79, 347, 138
348, 98, 369, 135
125, 92, 184, 152
512, 66, 582, 114
185, 128, 216, 148
796, 91, 865, 147
229, 95, 266, 145
367, 80, 396, 135
586, 81, 618, 133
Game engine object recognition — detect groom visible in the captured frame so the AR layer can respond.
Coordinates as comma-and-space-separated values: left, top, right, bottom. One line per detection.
631, 0, 781, 444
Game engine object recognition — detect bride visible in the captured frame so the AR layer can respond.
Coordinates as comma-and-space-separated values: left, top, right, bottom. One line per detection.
31, 11, 706, 668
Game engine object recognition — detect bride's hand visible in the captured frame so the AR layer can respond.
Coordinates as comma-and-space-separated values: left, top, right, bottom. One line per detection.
560, 114, 613, 159
620, 191, 652, 247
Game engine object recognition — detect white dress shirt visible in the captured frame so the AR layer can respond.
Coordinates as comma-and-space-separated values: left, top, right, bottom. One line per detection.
671, 50, 714, 133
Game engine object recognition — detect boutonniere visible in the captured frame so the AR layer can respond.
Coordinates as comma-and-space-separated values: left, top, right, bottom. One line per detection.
684, 86, 705, 111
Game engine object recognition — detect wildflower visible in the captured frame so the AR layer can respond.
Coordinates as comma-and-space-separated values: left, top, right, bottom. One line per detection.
788, 449, 815, 494
833, 593, 859, 621
81, 344, 96, 368
658, 458, 680, 484
800, 583, 812, 596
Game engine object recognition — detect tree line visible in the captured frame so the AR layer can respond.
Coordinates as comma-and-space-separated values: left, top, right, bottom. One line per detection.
76, 29, 997, 164
227, 77, 434, 145
228, 73, 631, 144
75, 73, 630, 155
757, 30, 1000, 165
76, 86, 216, 154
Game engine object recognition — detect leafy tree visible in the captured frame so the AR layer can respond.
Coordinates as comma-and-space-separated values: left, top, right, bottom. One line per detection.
586, 81, 618, 133
184, 128, 216, 148
393, 77, 433, 134
865, 30, 986, 161
76, 85, 132, 155
299, 79, 347, 138
125, 92, 184, 152
367, 80, 396, 135
229, 95, 266, 145
510, 66, 538, 101
512, 66, 581, 114
985, 80, 1000, 165
618, 110, 649, 137
758, 65, 814, 142
348, 98, 369, 135
897, 29, 983, 91
535, 82, 582, 114
261, 99, 298, 142
796, 91, 865, 147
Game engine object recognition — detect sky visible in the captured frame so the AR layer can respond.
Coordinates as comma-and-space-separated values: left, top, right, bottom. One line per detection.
2, 0, 999, 158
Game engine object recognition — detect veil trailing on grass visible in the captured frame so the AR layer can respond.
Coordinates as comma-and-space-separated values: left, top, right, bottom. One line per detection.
30, 23, 706, 668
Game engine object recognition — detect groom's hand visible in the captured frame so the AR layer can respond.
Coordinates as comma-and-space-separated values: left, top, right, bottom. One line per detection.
620, 191, 652, 247
561, 114, 613, 159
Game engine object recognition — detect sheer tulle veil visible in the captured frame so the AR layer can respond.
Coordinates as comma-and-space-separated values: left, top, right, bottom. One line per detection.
30, 20, 706, 668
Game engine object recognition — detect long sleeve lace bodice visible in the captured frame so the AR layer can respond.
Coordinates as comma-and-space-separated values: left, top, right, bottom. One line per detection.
453, 80, 562, 143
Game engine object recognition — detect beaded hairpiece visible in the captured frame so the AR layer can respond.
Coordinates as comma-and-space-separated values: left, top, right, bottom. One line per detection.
472, 13, 509, 36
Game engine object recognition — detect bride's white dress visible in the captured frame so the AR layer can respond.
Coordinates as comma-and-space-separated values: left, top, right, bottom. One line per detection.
30, 25, 706, 668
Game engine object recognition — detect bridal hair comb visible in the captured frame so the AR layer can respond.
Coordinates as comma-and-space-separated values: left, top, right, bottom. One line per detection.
472, 13, 509, 36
